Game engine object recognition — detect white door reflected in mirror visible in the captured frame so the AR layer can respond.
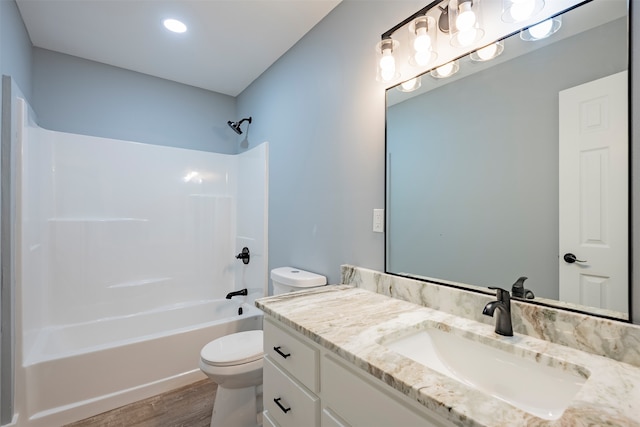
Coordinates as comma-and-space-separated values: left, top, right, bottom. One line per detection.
559, 71, 628, 314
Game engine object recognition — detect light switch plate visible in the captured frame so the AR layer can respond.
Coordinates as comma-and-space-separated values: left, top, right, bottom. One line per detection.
373, 209, 384, 233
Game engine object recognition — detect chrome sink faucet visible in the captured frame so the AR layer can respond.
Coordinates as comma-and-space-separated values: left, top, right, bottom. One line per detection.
482, 287, 513, 336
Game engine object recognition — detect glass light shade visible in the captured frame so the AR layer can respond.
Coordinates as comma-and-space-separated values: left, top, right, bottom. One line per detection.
449, 0, 485, 48
520, 16, 562, 41
470, 40, 504, 62
397, 77, 422, 93
456, 3, 476, 30
376, 38, 400, 82
408, 16, 438, 67
501, 0, 544, 23
430, 60, 460, 79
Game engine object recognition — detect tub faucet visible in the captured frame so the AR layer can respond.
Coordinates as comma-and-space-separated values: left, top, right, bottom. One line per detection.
226, 288, 248, 299
482, 287, 513, 336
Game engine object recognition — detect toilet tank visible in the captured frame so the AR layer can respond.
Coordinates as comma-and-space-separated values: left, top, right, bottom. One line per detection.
271, 267, 327, 295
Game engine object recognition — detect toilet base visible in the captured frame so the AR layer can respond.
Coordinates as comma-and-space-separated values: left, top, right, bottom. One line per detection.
211, 384, 262, 427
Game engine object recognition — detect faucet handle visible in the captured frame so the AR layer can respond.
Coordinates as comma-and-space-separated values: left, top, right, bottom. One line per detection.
488, 286, 510, 302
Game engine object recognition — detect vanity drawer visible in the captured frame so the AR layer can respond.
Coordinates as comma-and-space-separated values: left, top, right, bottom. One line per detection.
264, 356, 319, 427
264, 317, 319, 392
321, 354, 454, 427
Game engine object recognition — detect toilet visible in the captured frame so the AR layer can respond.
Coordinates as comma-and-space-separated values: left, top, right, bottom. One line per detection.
199, 267, 327, 427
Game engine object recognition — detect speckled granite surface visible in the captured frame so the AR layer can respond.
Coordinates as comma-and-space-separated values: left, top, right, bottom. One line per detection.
256, 285, 640, 427
341, 265, 640, 368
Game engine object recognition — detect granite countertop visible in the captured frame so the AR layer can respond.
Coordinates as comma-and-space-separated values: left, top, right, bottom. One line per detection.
256, 285, 640, 427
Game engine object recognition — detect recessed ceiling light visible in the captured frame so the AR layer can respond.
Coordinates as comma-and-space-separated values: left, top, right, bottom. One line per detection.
163, 18, 187, 33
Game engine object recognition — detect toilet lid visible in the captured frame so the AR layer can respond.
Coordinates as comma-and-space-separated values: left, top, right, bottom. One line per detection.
201, 330, 264, 367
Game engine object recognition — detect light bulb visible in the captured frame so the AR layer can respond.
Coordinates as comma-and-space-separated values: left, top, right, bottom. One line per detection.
400, 78, 420, 92
476, 43, 497, 60
471, 41, 504, 62
456, 1, 476, 31
457, 28, 478, 47
509, 0, 536, 21
528, 18, 553, 39
436, 62, 454, 77
379, 50, 396, 81
413, 28, 432, 52
414, 51, 433, 66
431, 60, 459, 79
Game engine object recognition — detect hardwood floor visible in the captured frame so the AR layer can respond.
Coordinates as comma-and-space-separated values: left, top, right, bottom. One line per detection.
65, 380, 217, 427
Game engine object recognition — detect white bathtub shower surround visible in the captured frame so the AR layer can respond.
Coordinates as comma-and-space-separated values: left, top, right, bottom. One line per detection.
15, 103, 268, 427
24, 301, 263, 427
25, 299, 258, 366
20, 127, 268, 332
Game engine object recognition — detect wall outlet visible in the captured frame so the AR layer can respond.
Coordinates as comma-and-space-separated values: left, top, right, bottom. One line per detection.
373, 209, 384, 233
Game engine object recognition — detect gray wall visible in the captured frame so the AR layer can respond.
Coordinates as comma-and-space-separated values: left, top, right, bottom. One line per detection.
387, 18, 627, 301
1, 0, 33, 101
236, 1, 427, 284
32, 48, 238, 154
237, 0, 638, 314
0, 0, 636, 340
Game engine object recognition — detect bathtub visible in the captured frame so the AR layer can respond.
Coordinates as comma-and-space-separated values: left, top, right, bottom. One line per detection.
19, 299, 263, 427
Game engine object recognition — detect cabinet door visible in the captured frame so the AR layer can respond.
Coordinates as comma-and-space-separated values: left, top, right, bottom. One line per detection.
263, 410, 280, 427
264, 356, 319, 427
321, 355, 454, 427
264, 317, 319, 392
322, 408, 352, 427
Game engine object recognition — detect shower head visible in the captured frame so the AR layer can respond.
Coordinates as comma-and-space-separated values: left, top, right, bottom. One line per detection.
227, 117, 252, 135
227, 120, 242, 135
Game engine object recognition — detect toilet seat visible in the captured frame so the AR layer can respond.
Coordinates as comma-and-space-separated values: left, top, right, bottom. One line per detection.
201, 330, 264, 367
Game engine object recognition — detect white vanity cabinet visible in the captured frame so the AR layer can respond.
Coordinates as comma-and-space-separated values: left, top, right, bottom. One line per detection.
263, 317, 320, 427
263, 316, 454, 427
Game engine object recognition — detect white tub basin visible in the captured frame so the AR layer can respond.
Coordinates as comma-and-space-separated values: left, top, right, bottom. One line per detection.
382, 327, 588, 420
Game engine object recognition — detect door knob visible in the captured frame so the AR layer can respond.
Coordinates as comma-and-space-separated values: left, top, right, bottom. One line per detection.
563, 253, 587, 264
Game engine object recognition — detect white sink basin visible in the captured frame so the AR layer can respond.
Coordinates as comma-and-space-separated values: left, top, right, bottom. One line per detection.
382, 327, 588, 420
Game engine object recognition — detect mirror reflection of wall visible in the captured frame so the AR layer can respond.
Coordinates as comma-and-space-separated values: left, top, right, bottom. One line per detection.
386, 9, 627, 318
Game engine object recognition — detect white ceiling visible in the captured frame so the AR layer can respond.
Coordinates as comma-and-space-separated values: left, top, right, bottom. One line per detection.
15, 0, 342, 97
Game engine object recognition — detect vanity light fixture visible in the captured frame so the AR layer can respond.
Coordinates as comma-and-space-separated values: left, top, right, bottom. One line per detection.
376, 0, 442, 82
376, 38, 400, 82
520, 15, 562, 41
470, 40, 504, 61
163, 18, 187, 33
409, 16, 438, 67
449, 0, 485, 47
430, 60, 460, 78
502, 0, 545, 23
398, 77, 422, 92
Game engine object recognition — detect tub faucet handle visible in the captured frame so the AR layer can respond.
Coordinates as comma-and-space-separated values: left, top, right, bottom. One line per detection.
235, 247, 250, 264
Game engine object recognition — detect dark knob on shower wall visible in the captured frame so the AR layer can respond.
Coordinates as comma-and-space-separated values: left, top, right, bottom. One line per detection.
236, 247, 250, 264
